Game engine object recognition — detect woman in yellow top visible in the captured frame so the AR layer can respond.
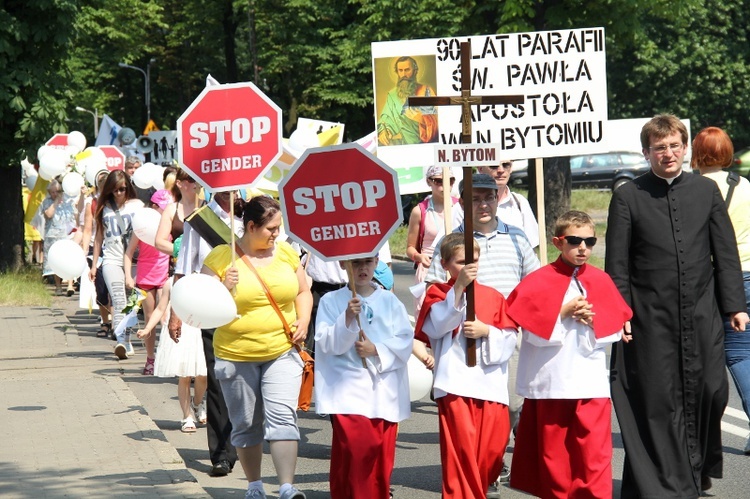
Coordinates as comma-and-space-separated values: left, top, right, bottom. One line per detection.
202, 195, 312, 499
692, 126, 750, 455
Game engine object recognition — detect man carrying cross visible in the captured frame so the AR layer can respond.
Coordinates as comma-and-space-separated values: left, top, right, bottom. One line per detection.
411, 39, 532, 494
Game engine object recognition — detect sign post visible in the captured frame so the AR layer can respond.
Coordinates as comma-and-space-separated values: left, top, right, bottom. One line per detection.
45, 134, 70, 150
279, 143, 401, 368
409, 41, 524, 366
99, 145, 126, 171
177, 81, 283, 266
177, 82, 283, 193
279, 143, 401, 261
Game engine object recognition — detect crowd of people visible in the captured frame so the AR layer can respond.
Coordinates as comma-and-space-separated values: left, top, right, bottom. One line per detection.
22, 114, 750, 499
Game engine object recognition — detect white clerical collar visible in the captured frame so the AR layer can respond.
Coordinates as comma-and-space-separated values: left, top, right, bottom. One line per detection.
652, 170, 682, 184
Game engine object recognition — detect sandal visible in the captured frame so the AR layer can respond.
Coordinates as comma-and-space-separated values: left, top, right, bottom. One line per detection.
97, 323, 112, 338
181, 416, 197, 433
142, 357, 155, 376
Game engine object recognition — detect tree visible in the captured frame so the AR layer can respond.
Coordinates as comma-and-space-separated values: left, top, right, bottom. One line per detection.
0, 1, 78, 272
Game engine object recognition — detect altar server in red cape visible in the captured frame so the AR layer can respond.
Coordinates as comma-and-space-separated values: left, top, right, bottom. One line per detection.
506, 211, 632, 499
414, 233, 519, 499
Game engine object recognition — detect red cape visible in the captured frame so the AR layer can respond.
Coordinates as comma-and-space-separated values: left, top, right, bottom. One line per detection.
506, 257, 632, 340
414, 279, 517, 347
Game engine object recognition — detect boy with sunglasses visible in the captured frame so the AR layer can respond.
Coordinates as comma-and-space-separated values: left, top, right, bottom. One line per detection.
505, 210, 632, 499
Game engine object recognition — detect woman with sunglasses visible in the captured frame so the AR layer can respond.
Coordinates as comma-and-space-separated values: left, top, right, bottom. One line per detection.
89, 170, 144, 359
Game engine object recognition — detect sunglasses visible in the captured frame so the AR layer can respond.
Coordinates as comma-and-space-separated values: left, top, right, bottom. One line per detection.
114, 187, 127, 194
489, 162, 513, 169
429, 177, 455, 184
562, 235, 597, 247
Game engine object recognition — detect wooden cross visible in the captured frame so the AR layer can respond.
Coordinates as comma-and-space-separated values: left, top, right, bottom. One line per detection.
409, 40, 524, 366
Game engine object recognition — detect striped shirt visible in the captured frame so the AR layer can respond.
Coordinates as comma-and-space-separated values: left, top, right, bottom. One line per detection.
425, 218, 540, 298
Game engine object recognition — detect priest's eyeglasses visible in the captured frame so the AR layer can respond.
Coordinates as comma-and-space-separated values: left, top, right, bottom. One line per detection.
649, 143, 683, 156
563, 235, 597, 247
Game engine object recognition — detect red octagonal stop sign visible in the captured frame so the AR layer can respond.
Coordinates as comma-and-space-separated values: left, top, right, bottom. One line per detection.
99, 145, 126, 171
279, 143, 402, 261
177, 82, 282, 192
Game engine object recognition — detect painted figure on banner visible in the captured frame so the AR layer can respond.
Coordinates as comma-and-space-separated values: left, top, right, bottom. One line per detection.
376, 55, 439, 146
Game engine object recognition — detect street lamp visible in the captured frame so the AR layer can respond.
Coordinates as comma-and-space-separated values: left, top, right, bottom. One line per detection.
75, 106, 99, 137
118, 58, 156, 125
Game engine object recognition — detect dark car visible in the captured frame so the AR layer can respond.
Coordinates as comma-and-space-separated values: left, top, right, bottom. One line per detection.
509, 151, 649, 191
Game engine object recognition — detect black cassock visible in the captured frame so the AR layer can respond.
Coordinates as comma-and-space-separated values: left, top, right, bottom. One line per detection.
605, 171, 745, 499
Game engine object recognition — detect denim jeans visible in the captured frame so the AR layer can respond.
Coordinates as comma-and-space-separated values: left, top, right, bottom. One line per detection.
724, 271, 750, 421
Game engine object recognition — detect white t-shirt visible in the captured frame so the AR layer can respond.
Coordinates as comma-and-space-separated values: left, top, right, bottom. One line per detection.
101, 199, 144, 267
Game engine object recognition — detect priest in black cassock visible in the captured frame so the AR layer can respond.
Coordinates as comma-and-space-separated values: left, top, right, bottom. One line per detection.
605, 114, 750, 499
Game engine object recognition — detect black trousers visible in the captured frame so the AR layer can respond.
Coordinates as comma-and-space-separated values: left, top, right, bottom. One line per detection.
306, 281, 346, 355
202, 328, 237, 466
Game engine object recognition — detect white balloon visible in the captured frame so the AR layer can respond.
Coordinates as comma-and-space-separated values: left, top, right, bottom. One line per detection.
47, 239, 87, 280
171, 274, 238, 329
130, 208, 161, 247
61, 172, 85, 197
25, 173, 38, 190
131, 164, 155, 189
64, 145, 80, 159
407, 355, 433, 402
85, 166, 109, 186
87, 146, 107, 163
151, 170, 165, 190
67, 131, 87, 152
39, 150, 68, 180
37, 145, 53, 160
81, 148, 108, 184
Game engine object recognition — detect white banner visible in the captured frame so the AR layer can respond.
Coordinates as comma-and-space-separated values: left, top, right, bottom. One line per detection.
372, 28, 609, 191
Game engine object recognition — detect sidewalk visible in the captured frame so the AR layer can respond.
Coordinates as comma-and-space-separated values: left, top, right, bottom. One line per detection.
0, 293, 207, 498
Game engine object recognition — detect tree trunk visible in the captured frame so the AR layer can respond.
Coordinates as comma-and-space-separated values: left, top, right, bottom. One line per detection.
222, 0, 238, 82
0, 167, 25, 272
528, 156, 571, 240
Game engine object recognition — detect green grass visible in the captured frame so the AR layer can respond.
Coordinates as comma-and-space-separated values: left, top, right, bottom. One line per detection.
389, 224, 408, 257
0, 266, 52, 307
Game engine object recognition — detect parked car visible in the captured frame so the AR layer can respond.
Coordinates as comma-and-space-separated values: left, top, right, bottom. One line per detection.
727, 146, 750, 178
509, 151, 649, 191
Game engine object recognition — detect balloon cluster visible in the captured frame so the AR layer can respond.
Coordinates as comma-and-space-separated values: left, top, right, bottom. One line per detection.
35, 132, 113, 196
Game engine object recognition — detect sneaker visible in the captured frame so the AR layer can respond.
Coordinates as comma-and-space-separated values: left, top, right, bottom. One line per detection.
498, 464, 510, 483
744, 435, 750, 455
114, 343, 128, 360
244, 489, 266, 498
279, 486, 305, 499
125, 342, 135, 357
192, 400, 207, 425
209, 459, 233, 477
486, 481, 501, 499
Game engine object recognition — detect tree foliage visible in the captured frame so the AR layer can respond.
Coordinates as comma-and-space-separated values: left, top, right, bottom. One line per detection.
3, 0, 750, 270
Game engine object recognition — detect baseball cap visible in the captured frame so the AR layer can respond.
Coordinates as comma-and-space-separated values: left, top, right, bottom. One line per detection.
425, 165, 456, 179
459, 173, 498, 195
151, 189, 174, 210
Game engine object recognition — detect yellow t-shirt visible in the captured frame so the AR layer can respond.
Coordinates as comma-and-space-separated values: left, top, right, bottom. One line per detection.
704, 171, 750, 271
203, 241, 300, 362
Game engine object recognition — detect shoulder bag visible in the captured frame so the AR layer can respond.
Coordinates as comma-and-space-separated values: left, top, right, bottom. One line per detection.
237, 250, 314, 411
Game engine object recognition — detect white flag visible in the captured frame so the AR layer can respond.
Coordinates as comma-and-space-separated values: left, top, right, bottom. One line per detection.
95, 114, 123, 146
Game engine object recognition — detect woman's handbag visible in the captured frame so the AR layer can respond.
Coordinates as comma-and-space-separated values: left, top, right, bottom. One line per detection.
238, 252, 314, 411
